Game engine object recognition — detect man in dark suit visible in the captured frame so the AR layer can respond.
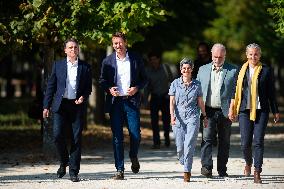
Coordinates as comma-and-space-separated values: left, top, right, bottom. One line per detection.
99, 32, 147, 180
43, 38, 92, 182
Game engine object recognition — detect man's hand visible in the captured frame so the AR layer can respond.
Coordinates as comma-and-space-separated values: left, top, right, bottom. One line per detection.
43, 109, 49, 118
127, 87, 138, 96
109, 87, 120, 96
273, 113, 280, 124
75, 96, 84, 104
228, 110, 236, 122
203, 117, 209, 128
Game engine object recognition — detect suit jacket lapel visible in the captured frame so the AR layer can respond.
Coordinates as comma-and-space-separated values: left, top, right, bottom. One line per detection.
128, 52, 135, 86
221, 63, 228, 88
111, 53, 118, 85
62, 58, 67, 82
205, 63, 212, 87
76, 59, 82, 91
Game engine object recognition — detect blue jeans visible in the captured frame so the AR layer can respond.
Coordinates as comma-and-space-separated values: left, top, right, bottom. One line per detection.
53, 99, 84, 175
150, 94, 170, 145
109, 97, 141, 171
201, 106, 231, 173
239, 110, 268, 173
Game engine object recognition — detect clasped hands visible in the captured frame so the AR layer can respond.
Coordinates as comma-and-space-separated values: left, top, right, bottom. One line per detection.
109, 86, 138, 97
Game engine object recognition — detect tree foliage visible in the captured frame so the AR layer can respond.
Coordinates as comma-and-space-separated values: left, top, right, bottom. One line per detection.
267, 0, 284, 35
133, 0, 216, 56
204, 0, 284, 64
0, 0, 167, 53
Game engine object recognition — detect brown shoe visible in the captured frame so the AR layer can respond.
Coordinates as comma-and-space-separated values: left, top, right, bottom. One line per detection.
112, 171, 124, 180
254, 171, 262, 184
184, 172, 191, 182
244, 165, 251, 176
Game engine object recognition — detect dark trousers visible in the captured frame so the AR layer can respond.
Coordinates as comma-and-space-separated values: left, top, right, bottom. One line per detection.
109, 97, 141, 171
150, 94, 170, 146
201, 106, 231, 173
239, 110, 268, 173
53, 99, 83, 176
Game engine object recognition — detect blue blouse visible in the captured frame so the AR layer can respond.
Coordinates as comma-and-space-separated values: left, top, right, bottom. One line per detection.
169, 77, 202, 125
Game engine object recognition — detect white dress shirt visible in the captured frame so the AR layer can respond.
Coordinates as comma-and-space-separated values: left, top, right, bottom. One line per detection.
206, 64, 223, 108
63, 58, 78, 99
116, 52, 131, 96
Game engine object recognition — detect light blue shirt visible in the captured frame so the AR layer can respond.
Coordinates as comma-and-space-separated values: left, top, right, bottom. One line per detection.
64, 58, 78, 99
169, 77, 202, 125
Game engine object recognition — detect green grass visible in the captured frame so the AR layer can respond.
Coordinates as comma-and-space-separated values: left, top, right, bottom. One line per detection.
0, 97, 39, 126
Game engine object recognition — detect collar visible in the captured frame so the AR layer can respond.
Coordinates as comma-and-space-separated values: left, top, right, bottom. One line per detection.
179, 76, 194, 85
67, 57, 78, 66
212, 63, 223, 72
116, 51, 129, 61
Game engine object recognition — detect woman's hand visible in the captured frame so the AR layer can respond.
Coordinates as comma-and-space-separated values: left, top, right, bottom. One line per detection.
171, 115, 176, 126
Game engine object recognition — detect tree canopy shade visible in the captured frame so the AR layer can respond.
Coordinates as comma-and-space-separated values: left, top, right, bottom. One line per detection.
0, 0, 168, 153
267, 0, 284, 35
0, 0, 167, 58
133, 0, 216, 55
203, 0, 284, 65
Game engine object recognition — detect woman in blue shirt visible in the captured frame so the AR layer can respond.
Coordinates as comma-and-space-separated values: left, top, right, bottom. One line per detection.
169, 58, 208, 182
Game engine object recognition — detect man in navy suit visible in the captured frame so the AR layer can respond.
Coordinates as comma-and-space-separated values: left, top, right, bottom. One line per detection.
99, 32, 147, 180
43, 38, 92, 182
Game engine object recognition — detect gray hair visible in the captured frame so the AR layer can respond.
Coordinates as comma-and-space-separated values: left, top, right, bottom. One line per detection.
179, 57, 194, 69
211, 43, 226, 53
246, 43, 262, 54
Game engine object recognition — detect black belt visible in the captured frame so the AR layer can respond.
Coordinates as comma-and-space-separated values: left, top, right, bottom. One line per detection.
151, 93, 168, 98
205, 106, 221, 111
62, 98, 76, 103
117, 96, 129, 99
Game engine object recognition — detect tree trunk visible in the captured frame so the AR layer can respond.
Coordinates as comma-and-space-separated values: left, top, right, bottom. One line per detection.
93, 46, 113, 125
3, 56, 13, 98
42, 43, 56, 156
93, 48, 109, 125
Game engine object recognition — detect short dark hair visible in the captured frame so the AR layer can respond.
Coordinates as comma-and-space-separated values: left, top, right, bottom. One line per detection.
64, 38, 78, 49
112, 32, 127, 41
148, 51, 162, 59
180, 57, 194, 69
197, 42, 210, 52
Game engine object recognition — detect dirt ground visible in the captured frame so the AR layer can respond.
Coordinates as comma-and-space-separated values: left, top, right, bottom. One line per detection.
1, 120, 284, 189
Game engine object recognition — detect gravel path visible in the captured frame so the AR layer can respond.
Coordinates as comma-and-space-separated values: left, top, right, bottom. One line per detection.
1, 125, 284, 189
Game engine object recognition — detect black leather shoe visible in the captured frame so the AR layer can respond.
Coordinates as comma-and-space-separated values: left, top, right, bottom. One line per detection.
57, 165, 66, 178
151, 144, 160, 149
218, 172, 229, 177
165, 140, 170, 148
112, 171, 124, 180
70, 175, 79, 182
131, 157, 140, 174
201, 167, 212, 178
165, 135, 170, 147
